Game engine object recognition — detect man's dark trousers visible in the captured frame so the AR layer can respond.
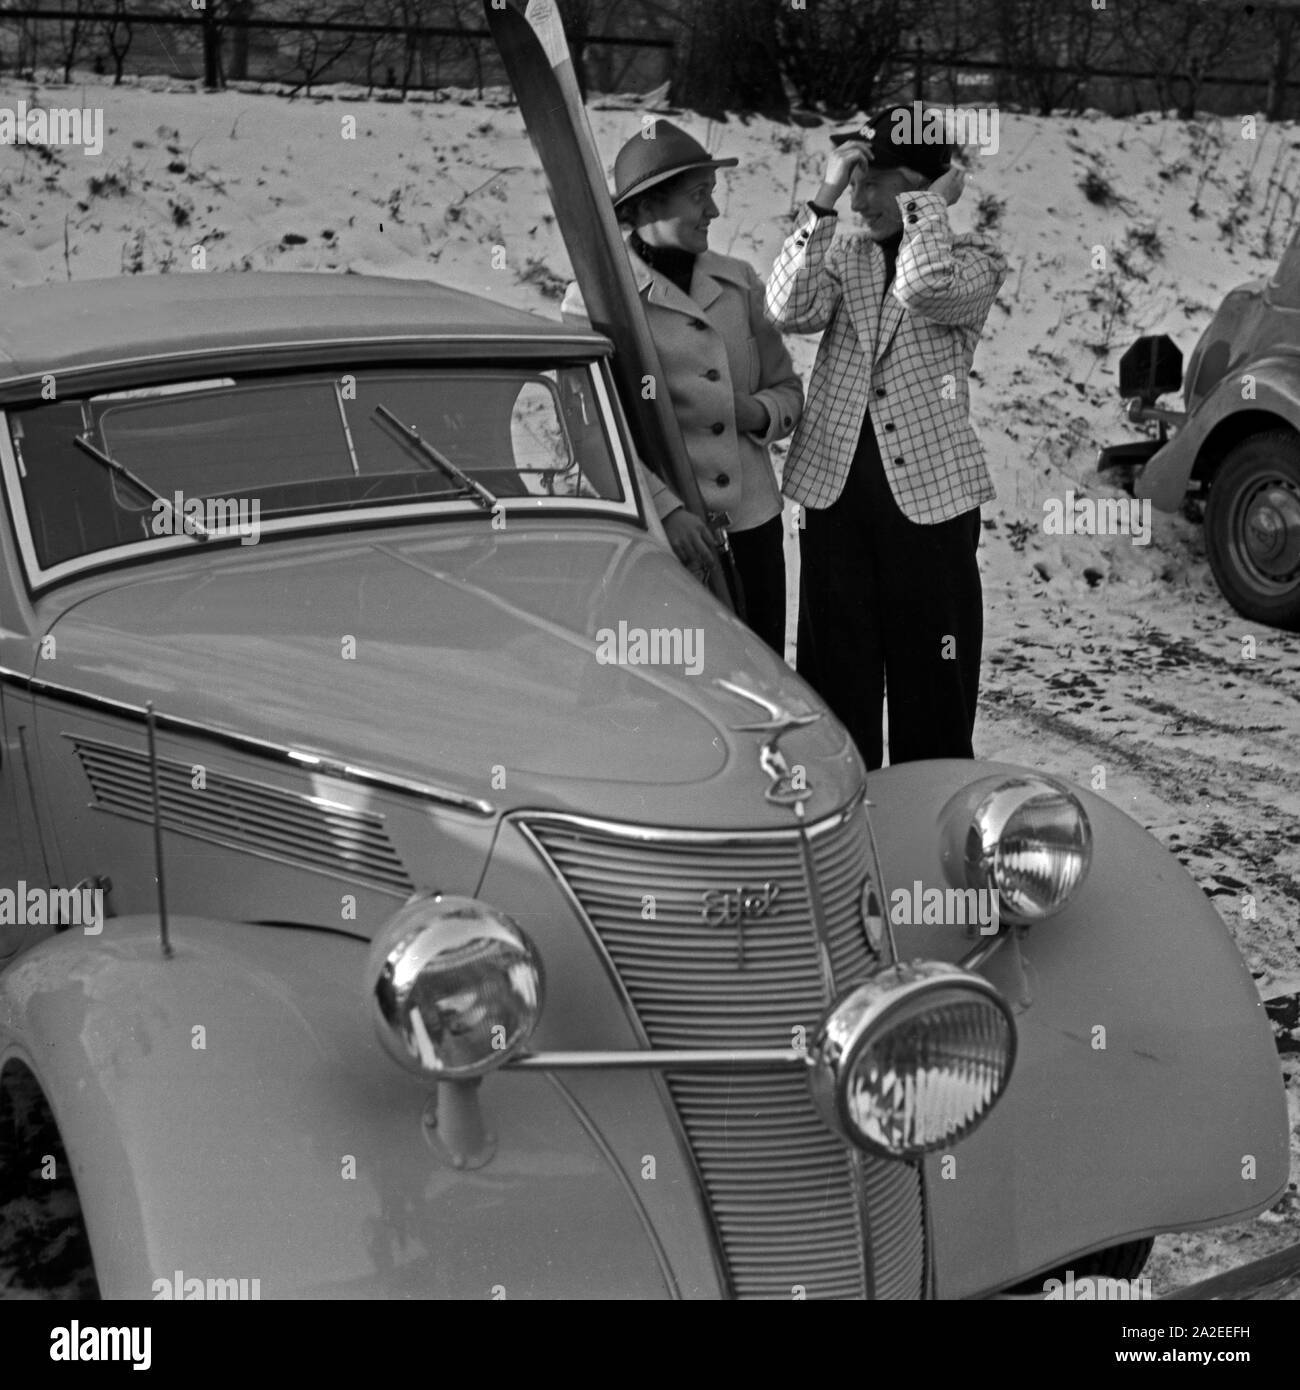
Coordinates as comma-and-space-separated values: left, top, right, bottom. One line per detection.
796, 417, 983, 771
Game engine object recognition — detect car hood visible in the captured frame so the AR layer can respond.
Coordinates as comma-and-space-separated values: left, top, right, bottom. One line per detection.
39, 523, 860, 825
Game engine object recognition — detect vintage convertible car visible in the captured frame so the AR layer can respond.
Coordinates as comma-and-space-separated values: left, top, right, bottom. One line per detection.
1099, 225, 1300, 629
0, 274, 1289, 1301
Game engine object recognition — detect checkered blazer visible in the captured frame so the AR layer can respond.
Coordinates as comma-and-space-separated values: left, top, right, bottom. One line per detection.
766, 192, 1007, 523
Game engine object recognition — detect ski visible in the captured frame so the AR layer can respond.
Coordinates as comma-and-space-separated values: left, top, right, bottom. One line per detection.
484, 0, 739, 613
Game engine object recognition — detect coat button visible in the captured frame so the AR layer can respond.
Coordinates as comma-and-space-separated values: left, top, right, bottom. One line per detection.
716, 473, 730, 487
907, 215, 918, 225
711, 422, 725, 435
884, 422, 895, 432
875, 387, 886, 397
905, 201, 917, 212
705, 368, 721, 381
783, 415, 792, 426
894, 458, 904, 467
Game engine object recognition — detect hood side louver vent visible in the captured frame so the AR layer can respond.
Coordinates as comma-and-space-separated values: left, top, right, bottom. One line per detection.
67, 733, 413, 893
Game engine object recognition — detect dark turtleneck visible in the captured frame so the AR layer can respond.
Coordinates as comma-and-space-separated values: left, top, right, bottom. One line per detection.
629, 230, 697, 297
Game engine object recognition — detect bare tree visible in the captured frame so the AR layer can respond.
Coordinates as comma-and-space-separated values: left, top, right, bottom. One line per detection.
556, 0, 595, 97
280, 1, 365, 97
992, 0, 1116, 115
97, 0, 136, 86
1115, 0, 1266, 120
778, 0, 917, 115
227, 0, 253, 83
916, 0, 1000, 105
444, 0, 488, 95
356, 0, 408, 93
672, 0, 787, 118
54, 0, 92, 84
1244, 0, 1300, 119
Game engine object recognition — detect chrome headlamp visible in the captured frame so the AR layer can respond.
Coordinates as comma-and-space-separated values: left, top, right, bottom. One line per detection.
811, 961, 1016, 1158
366, 895, 544, 1079
946, 776, 1093, 924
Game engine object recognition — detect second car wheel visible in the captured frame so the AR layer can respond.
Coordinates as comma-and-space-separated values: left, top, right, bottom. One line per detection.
1204, 431, 1300, 630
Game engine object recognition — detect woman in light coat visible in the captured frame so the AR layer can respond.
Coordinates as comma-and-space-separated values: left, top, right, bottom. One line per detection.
562, 120, 803, 655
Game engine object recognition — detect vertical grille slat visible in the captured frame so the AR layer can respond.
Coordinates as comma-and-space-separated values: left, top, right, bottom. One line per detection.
524, 804, 926, 1301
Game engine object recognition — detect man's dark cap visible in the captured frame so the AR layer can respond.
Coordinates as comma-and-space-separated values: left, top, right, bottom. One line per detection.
829, 104, 954, 181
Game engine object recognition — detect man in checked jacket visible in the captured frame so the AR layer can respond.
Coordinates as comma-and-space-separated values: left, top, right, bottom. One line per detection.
766, 108, 1007, 770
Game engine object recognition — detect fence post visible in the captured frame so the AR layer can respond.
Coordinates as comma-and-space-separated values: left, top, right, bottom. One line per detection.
203, 5, 221, 91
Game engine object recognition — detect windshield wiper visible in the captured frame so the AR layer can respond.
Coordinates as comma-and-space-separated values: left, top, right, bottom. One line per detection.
72, 433, 210, 542
371, 405, 497, 512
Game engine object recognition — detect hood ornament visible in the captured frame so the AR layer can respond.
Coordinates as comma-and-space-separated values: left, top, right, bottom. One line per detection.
716, 676, 822, 811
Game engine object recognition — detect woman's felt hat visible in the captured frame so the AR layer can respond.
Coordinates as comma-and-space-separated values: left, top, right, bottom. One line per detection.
612, 120, 738, 208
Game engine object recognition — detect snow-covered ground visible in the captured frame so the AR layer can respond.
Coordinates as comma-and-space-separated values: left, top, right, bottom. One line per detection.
1, 73, 1297, 1295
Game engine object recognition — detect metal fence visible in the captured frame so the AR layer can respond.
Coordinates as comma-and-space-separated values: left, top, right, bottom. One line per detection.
1, 5, 1296, 116
0, 5, 676, 96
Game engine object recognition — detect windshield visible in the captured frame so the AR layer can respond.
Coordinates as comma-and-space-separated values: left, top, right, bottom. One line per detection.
3, 362, 634, 584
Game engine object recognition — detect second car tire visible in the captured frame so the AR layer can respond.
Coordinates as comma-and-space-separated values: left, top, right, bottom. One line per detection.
1204, 431, 1300, 630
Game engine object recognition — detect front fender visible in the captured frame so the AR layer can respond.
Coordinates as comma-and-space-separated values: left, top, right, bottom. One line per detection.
0, 917, 674, 1299
863, 760, 1289, 1298
1136, 357, 1300, 511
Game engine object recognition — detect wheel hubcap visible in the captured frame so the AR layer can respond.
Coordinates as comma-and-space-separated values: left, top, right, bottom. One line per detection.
1234, 477, 1300, 587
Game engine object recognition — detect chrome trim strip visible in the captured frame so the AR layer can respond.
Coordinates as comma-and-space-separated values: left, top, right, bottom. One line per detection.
794, 822, 838, 1000
507, 1048, 809, 1070
542, 1072, 681, 1299
514, 814, 735, 1299
13, 497, 641, 593
848, 1152, 876, 1301
517, 793, 864, 848
861, 796, 898, 963
0, 664, 496, 818
15, 719, 53, 884
918, 1158, 936, 1300
588, 361, 642, 521
796, 814, 872, 1301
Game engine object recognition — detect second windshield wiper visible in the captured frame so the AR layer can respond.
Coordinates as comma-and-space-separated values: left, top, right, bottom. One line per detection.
371, 405, 497, 512
72, 433, 210, 542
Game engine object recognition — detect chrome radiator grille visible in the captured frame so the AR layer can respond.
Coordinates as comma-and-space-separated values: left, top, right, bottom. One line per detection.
68, 733, 413, 893
522, 802, 927, 1300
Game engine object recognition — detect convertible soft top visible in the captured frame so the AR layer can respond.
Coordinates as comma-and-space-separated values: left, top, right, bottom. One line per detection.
0, 272, 609, 399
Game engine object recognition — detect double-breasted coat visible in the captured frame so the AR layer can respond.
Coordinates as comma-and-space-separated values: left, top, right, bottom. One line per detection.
562, 241, 803, 531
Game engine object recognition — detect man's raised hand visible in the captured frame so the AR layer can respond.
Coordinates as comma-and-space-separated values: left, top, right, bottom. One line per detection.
814, 144, 869, 209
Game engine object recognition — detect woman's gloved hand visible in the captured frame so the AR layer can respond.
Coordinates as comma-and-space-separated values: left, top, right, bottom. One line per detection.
663, 507, 719, 579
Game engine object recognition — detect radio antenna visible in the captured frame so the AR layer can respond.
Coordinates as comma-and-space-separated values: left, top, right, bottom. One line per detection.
145, 701, 173, 959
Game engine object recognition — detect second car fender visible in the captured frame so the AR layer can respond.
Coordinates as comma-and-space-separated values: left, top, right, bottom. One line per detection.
1137, 355, 1300, 511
